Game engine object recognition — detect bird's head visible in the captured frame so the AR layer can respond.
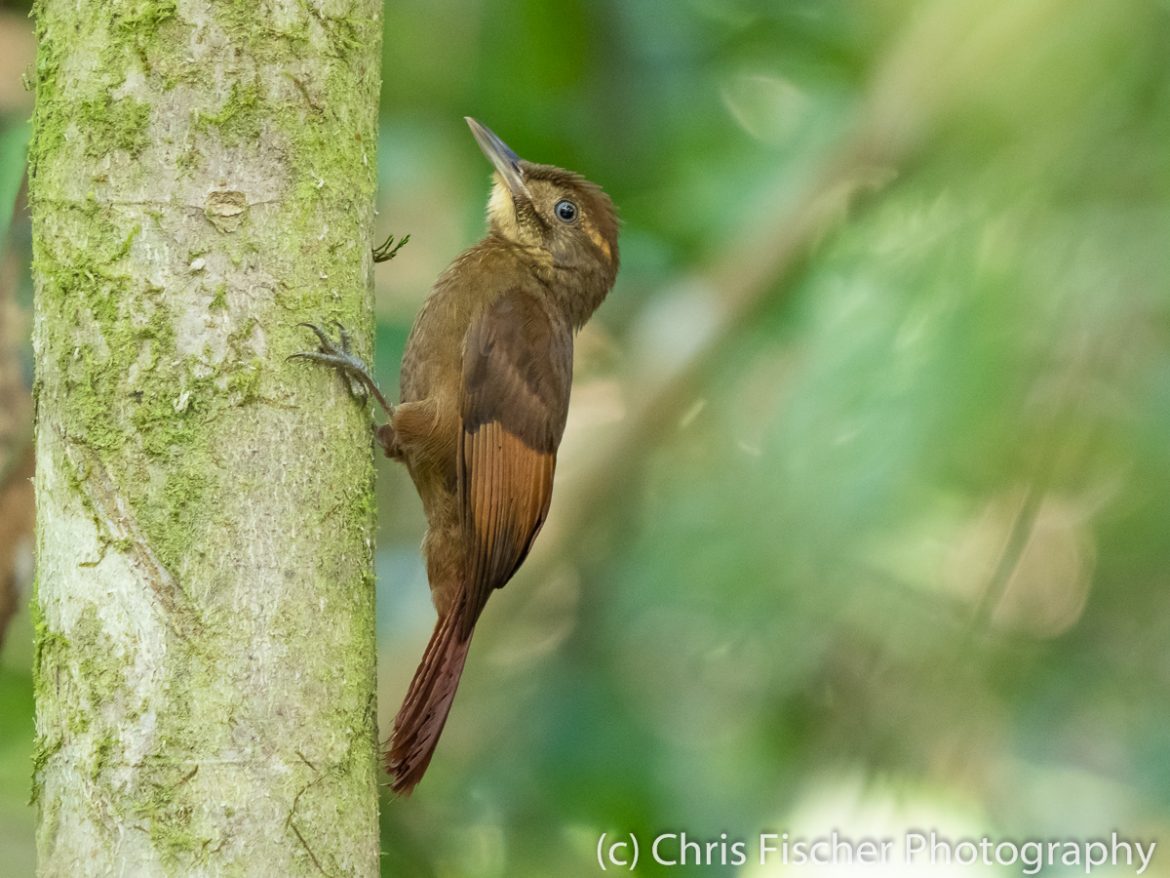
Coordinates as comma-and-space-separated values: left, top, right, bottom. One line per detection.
467, 118, 619, 323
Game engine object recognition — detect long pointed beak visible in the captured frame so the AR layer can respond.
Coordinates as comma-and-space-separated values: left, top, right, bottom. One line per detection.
465, 117, 531, 201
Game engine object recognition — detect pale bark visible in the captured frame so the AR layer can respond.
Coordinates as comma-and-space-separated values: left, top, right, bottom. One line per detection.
30, 0, 383, 874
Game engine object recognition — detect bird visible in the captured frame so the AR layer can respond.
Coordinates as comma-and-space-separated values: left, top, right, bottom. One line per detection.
291, 117, 619, 794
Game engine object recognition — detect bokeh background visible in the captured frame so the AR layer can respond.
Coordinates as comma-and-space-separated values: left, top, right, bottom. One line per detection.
3, 0, 1170, 874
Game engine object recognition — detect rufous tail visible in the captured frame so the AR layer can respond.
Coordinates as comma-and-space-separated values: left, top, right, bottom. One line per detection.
385, 608, 473, 794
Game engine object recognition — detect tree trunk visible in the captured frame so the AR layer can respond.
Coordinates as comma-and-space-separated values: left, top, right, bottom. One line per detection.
29, 1, 383, 874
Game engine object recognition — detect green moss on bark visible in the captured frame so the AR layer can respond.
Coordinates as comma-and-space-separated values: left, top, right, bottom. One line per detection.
131, 765, 214, 869
78, 95, 152, 157
29, 579, 64, 806
195, 80, 264, 143
72, 605, 127, 705
110, 0, 178, 40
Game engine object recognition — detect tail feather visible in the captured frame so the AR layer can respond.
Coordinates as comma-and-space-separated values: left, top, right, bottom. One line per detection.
385, 608, 473, 795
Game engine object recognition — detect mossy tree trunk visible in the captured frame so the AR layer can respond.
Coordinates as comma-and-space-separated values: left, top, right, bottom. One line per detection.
29, 1, 383, 874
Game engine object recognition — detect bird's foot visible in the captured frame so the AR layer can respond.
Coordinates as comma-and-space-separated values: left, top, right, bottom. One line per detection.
373, 233, 410, 264
289, 321, 394, 416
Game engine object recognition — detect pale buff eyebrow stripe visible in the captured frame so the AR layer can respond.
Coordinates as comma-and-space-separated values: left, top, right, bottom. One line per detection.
586, 223, 612, 260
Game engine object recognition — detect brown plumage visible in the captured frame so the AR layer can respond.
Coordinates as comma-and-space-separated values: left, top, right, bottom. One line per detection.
293, 118, 619, 794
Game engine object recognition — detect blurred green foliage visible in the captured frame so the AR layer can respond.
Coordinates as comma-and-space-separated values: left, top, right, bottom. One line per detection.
4, 0, 1170, 874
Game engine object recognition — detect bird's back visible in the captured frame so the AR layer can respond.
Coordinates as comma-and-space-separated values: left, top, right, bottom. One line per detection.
399, 236, 538, 407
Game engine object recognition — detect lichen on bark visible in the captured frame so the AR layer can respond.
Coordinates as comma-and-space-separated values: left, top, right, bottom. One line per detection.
31, 0, 384, 874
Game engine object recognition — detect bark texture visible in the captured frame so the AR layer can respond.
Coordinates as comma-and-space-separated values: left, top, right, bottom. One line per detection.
30, 0, 383, 874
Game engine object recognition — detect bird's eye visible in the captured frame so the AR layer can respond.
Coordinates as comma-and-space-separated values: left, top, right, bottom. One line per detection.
554, 199, 578, 223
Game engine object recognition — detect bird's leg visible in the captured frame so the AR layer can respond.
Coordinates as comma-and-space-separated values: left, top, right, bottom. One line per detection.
289, 322, 399, 456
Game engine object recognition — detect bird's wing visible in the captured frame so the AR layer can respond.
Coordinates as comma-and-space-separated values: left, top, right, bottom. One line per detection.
456, 289, 572, 637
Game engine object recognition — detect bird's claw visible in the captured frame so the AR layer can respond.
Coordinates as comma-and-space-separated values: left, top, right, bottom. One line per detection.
373, 233, 410, 264
295, 320, 353, 355
289, 322, 394, 415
